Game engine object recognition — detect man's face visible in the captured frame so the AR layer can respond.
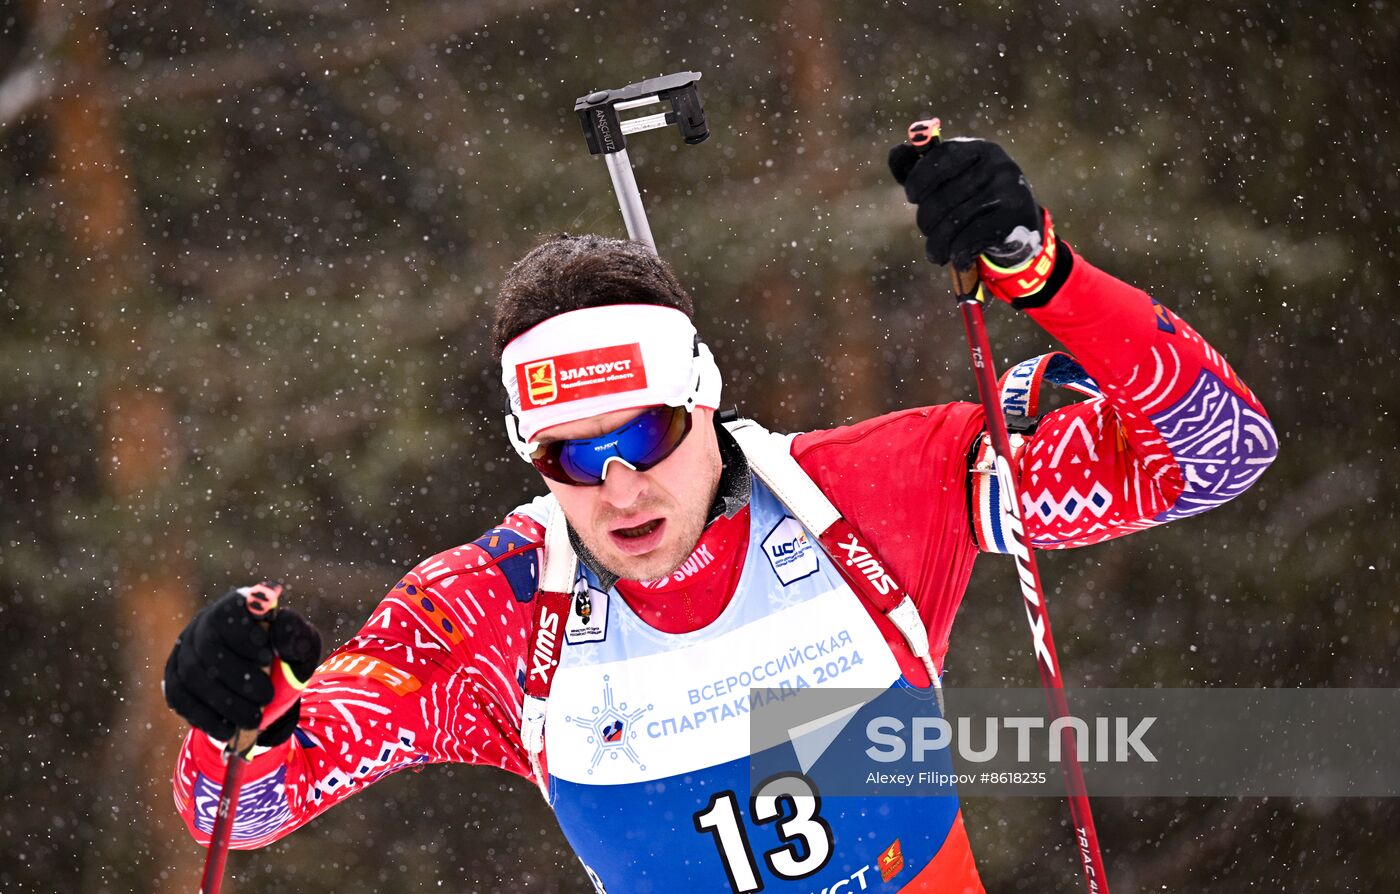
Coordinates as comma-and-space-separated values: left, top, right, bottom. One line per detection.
539, 406, 721, 582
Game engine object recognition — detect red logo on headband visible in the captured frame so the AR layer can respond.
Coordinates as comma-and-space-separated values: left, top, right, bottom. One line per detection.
516, 343, 647, 410
523, 359, 558, 405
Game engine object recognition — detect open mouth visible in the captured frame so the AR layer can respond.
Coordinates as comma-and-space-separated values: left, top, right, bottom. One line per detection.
614, 519, 662, 539
608, 517, 666, 556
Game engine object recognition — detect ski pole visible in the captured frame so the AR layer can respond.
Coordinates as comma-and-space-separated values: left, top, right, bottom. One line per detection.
573, 71, 710, 252
197, 581, 284, 894
906, 118, 1110, 894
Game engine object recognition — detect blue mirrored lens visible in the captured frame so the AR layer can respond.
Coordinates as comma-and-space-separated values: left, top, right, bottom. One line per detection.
546, 406, 691, 485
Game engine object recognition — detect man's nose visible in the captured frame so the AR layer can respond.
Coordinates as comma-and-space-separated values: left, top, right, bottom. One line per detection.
599, 458, 646, 508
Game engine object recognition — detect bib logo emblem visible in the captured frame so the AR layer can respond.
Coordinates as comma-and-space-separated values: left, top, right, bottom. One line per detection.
762, 516, 818, 585
565, 675, 652, 774
523, 359, 558, 406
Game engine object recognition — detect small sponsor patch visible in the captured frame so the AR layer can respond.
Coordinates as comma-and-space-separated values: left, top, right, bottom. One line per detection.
878, 838, 905, 882
515, 343, 647, 410
762, 516, 818, 586
566, 581, 610, 644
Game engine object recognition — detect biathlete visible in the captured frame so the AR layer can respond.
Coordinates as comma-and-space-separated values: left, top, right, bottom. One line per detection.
164, 134, 1277, 892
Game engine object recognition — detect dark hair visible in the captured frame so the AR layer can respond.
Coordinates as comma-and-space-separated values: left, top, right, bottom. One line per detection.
492, 234, 694, 357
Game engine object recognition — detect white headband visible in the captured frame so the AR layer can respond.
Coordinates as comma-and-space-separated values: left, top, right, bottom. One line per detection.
502, 304, 722, 461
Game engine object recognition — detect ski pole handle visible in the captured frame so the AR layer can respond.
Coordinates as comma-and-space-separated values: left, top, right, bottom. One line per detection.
906, 116, 941, 149
198, 580, 286, 894
229, 582, 287, 750
239, 580, 282, 618
905, 117, 983, 302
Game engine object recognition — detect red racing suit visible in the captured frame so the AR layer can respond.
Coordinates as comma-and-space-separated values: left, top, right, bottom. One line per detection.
172, 243, 1277, 886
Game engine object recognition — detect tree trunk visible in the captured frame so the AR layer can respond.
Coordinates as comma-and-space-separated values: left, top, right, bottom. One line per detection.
40, 2, 201, 890
776, 0, 882, 424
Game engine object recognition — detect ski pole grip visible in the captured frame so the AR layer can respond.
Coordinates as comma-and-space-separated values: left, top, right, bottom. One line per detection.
239, 581, 282, 619
907, 117, 941, 149
949, 265, 981, 301
906, 118, 984, 301
229, 581, 287, 754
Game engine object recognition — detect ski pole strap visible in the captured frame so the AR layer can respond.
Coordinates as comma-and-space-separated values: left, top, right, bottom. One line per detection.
972, 351, 1102, 555
996, 350, 1100, 420
724, 419, 938, 685
522, 496, 577, 798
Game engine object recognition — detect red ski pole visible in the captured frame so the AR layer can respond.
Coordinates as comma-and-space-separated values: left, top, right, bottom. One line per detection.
196, 582, 284, 894
906, 118, 1110, 894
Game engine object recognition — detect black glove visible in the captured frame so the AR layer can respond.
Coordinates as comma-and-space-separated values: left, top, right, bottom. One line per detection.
163, 587, 322, 747
888, 137, 1044, 270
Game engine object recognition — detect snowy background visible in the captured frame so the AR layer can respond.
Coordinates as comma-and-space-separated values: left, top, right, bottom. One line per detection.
2, 0, 1396, 891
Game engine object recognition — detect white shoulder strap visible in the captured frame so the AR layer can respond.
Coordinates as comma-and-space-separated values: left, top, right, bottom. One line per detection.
723, 418, 839, 533
540, 495, 579, 591
724, 417, 938, 692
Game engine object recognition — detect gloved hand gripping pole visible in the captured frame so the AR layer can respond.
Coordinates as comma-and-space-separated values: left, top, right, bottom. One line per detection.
197, 582, 285, 894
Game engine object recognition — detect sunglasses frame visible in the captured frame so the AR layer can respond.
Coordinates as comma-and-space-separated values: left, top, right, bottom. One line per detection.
530, 405, 694, 487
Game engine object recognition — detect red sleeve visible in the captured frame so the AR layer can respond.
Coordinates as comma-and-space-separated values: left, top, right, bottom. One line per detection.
786, 245, 1276, 677
972, 244, 1277, 551
172, 511, 543, 849
791, 403, 984, 677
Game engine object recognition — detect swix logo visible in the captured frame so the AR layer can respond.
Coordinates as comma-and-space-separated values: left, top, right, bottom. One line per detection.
529, 607, 561, 682
671, 542, 716, 581
523, 359, 557, 405
994, 455, 1056, 675
835, 534, 896, 596
638, 543, 715, 589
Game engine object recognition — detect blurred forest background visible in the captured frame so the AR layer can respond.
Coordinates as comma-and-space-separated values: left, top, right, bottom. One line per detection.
2, 0, 1396, 891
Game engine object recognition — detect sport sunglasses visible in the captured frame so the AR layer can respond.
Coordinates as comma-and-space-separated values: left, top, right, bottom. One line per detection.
530, 405, 694, 487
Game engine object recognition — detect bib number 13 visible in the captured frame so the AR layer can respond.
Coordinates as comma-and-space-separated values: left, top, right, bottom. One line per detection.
693, 773, 833, 893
